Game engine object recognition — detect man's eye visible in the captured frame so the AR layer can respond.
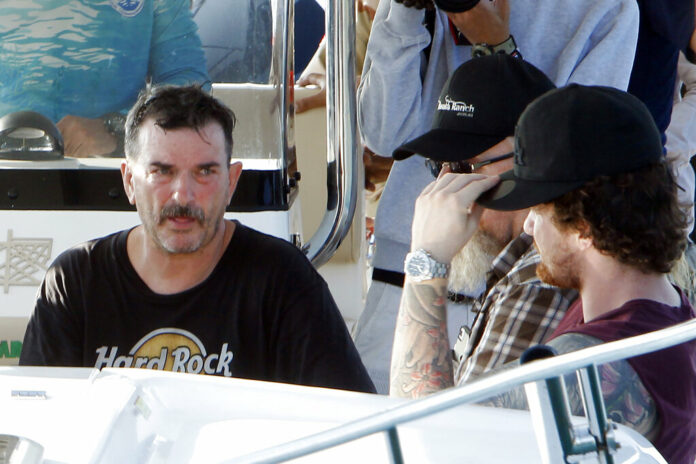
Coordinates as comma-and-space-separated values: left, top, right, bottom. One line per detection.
150, 166, 171, 176
199, 167, 215, 176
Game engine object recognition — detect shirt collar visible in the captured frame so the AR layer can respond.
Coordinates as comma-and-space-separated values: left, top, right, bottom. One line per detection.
490, 233, 534, 280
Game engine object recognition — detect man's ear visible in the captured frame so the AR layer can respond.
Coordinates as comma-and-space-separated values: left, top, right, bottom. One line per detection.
577, 234, 593, 251
121, 160, 136, 206
227, 161, 243, 204
574, 222, 593, 250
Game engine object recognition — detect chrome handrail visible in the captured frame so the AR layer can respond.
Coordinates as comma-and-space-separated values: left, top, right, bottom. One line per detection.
227, 318, 696, 463
303, 0, 360, 267
281, 0, 293, 172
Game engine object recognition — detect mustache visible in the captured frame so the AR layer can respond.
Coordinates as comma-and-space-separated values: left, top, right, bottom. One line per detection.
159, 204, 205, 224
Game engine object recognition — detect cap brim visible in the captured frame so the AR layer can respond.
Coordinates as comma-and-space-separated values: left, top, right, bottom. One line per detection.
393, 128, 504, 161
476, 170, 586, 211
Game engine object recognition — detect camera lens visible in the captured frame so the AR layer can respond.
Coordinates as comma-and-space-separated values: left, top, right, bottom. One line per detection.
433, 0, 480, 13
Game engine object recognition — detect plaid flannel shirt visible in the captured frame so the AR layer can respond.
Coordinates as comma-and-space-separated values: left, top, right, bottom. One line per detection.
455, 233, 578, 384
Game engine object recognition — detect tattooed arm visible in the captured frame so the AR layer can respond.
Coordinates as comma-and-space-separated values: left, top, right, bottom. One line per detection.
390, 277, 454, 398
479, 333, 660, 441
547, 333, 660, 441
392, 171, 503, 398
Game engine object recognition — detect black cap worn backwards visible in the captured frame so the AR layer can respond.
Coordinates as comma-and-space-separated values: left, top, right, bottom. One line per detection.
476, 84, 664, 211
392, 54, 556, 162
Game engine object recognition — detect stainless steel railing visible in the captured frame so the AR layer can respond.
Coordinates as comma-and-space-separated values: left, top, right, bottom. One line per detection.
226, 318, 696, 463
303, 0, 360, 267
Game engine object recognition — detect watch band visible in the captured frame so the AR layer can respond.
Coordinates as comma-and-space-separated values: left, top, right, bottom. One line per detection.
101, 112, 126, 157
471, 34, 522, 59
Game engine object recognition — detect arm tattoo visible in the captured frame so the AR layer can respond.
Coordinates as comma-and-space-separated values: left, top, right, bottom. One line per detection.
478, 334, 660, 442
548, 334, 660, 441
390, 278, 454, 398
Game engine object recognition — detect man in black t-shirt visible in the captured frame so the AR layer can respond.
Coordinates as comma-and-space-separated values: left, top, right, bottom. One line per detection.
20, 85, 375, 393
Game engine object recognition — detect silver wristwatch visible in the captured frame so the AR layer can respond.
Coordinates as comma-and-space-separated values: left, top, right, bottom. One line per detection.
404, 249, 450, 282
471, 34, 521, 59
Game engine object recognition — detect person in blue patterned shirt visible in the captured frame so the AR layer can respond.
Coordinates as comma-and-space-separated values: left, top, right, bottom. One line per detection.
0, 0, 209, 157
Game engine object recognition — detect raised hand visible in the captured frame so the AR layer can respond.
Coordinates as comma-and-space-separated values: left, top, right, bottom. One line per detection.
447, 0, 509, 45
411, 172, 500, 263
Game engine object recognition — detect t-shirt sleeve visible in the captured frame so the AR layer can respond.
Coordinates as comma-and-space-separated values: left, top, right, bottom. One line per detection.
19, 254, 84, 367
269, 250, 376, 393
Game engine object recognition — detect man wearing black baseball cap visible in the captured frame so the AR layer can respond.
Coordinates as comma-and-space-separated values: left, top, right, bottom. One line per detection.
377, 54, 581, 398
477, 84, 672, 211
400, 83, 696, 464
355, 0, 639, 394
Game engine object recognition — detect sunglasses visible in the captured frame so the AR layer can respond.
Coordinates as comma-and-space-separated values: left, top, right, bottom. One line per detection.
425, 152, 514, 178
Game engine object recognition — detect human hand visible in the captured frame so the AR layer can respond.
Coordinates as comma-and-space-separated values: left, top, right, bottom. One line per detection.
447, 0, 509, 45
411, 172, 500, 263
296, 73, 327, 114
363, 146, 394, 191
296, 73, 362, 114
358, 0, 377, 20
56, 115, 117, 157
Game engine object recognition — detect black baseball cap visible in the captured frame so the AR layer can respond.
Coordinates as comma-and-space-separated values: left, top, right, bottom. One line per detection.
477, 84, 664, 211
393, 54, 556, 161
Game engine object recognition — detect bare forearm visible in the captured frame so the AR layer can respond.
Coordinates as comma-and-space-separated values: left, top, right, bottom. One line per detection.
390, 278, 454, 398
391, 170, 500, 397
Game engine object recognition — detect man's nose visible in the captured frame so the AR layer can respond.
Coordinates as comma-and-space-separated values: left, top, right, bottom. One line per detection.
171, 173, 195, 204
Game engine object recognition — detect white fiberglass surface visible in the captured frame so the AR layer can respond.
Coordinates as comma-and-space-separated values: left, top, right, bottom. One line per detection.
0, 367, 666, 463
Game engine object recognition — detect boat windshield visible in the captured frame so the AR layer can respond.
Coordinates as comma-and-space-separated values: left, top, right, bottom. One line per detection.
0, 0, 291, 167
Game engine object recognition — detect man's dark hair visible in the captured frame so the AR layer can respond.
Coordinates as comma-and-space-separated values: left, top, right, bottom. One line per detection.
549, 162, 688, 274
125, 84, 236, 162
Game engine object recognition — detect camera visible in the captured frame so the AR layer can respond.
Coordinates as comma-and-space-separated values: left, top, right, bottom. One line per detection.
433, 0, 480, 13
393, 0, 482, 13
393, 0, 434, 10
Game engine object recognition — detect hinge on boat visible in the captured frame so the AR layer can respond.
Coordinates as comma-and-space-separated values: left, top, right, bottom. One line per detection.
522, 345, 618, 464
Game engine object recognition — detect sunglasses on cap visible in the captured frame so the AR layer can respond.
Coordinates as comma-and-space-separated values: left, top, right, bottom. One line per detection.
425, 152, 514, 178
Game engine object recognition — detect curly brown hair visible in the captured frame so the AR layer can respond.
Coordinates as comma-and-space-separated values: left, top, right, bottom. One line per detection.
548, 162, 688, 274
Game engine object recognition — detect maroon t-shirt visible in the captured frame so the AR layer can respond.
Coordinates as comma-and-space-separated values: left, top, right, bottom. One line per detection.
550, 290, 696, 464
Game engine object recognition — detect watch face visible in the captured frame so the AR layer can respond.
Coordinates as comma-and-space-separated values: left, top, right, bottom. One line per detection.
471, 45, 492, 58
406, 252, 431, 277
104, 113, 126, 135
